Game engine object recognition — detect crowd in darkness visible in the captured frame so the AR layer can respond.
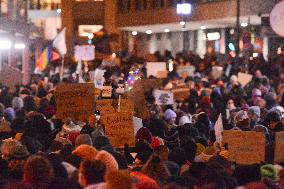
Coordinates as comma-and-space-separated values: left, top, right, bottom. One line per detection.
0, 50, 284, 189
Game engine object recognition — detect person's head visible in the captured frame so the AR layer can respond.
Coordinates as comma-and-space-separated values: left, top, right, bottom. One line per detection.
154, 145, 169, 161
164, 109, 177, 125
72, 144, 98, 161
95, 150, 119, 174
265, 111, 281, 130
78, 159, 106, 187
75, 134, 93, 148
12, 97, 24, 110
248, 106, 261, 122
1, 139, 22, 160
23, 155, 54, 184
105, 170, 133, 189
23, 96, 37, 112
227, 99, 236, 110
0, 103, 5, 118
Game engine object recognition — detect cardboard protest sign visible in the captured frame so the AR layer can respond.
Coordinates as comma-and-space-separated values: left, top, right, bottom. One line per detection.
101, 112, 135, 148
212, 66, 223, 80
127, 79, 163, 119
172, 88, 190, 100
146, 62, 167, 78
96, 99, 134, 115
177, 66, 195, 79
55, 83, 95, 121
153, 90, 174, 105
102, 86, 112, 98
274, 131, 284, 163
0, 64, 22, 92
214, 114, 223, 144
223, 131, 265, 165
238, 72, 253, 87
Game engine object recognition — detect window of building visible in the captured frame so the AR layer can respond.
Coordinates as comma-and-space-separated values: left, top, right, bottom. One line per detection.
167, 0, 177, 7
135, 0, 147, 10
153, 0, 164, 9
0, 0, 8, 15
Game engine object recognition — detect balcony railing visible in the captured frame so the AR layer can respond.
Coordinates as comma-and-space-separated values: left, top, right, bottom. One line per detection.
29, 1, 61, 10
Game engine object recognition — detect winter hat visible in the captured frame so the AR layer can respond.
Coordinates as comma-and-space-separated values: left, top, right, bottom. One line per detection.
136, 127, 153, 144
75, 134, 93, 147
260, 164, 276, 181
244, 182, 268, 189
72, 145, 98, 161
1, 139, 22, 159
12, 97, 24, 110
178, 115, 192, 126
164, 109, 177, 121
248, 106, 261, 117
269, 106, 284, 118
95, 150, 119, 173
235, 110, 249, 122
252, 88, 262, 98
151, 136, 164, 150
230, 75, 238, 85
264, 92, 276, 102
131, 171, 160, 189
5, 107, 15, 120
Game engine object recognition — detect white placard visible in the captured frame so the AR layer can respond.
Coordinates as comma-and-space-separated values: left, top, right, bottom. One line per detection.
153, 90, 174, 105
146, 62, 167, 78
91, 69, 106, 89
75, 45, 95, 61
270, 1, 284, 37
177, 66, 196, 77
237, 72, 253, 87
214, 114, 223, 144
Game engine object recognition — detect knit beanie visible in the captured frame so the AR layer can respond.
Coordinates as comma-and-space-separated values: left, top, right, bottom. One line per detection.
9, 144, 30, 160
75, 134, 93, 147
12, 97, 24, 110
260, 164, 276, 181
164, 109, 177, 121
95, 150, 119, 173
178, 115, 192, 126
72, 145, 98, 161
151, 136, 164, 150
131, 171, 160, 189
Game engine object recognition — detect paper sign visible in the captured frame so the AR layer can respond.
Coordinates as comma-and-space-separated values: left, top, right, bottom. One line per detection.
127, 79, 163, 119
75, 45, 95, 61
223, 131, 265, 165
133, 116, 143, 135
0, 64, 23, 92
146, 62, 167, 78
153, 90, 174, 105
237, 72, 253, 87
177, 66, 196, 78
156, 71, 168, 78
102, 86, 112, 98
214, 114, 223, 144
172, 88, 190, 100
274, 131, 284, 163
90, 69, 106, 89
96, 99, 134, 115
55, 83, 95, 121
101, 112, 135, 148
212, 66, 223, 80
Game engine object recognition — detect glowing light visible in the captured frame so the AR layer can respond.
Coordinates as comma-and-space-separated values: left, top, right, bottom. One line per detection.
88, 33, 94, 39
277, 47, 282, 55
180, 21, 186, 26
14, 43, 25, 49
176, 3, 192, 15
132, 31, 138, 36
228, 43, 235, 51
164, 29, 170, 33
241, 22, 248, 27
111, 53, 116, 58
200, 26, 206, 30
253, 53, 258, 58
57, 9, 62, 14
146, 30, 152, 35
169, 60, 174, 72
0, 39, 12, 49
207, 32, 220, 41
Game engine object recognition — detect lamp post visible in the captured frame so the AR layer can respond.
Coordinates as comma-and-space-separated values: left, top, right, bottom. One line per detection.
177, 0, 192, 51
236, 0, 241, 57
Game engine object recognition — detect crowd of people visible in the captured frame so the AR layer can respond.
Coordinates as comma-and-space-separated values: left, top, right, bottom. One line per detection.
0, 50, 284, 189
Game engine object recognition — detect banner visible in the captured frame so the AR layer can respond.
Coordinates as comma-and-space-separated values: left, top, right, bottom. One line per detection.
55, 83, 95, 121
146, 62, 167, 78
214, 114, 223, 144
101, 112, 135, 148
275, 131, 284, 163
238, 72, 253, 87
96, 99, 134, 115
0, 65, 22, 92
153, 90, 174, 105
223, 131, 265, 165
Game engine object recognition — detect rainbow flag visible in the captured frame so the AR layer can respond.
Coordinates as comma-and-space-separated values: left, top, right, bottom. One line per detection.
36, 44, 61, 71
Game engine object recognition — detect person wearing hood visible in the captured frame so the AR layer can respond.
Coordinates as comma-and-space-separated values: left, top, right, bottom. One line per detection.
248, 106, 261, 128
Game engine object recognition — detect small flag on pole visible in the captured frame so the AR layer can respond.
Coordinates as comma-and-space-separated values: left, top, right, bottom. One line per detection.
214, 114, 223, 144
53, 28, 67, 56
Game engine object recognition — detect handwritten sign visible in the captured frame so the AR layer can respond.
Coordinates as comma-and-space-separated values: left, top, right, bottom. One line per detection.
237, 72, 253, 87
172, 88, 190, 100
55, 83, 95, 121
223, 130, 265, 165
75, 45, 95, 61
214, 114, 223, 144
96, 99, 134, 115
274, 131, 284, 163
177, 66, 195, 79
146, 62, 167, 78
102, 86, 112, 98
153, 90, 174, 105
101, 112, 135, 148
0, 64, 22, 92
